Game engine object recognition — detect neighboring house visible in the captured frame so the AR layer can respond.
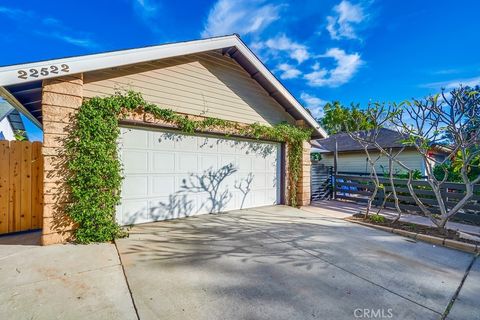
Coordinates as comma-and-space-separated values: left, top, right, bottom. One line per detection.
311, 128, 448, 176
0, 101, 28, 140
0, 34, 327, 244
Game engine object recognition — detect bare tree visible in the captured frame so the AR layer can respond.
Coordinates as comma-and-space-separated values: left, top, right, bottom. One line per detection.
345, 105, 391, 218
351, 87, 480, 231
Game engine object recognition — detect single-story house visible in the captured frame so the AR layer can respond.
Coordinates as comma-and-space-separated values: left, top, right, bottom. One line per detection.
0, 100, 28, 140
310, 128, 448, 176
0, 34, 327, 245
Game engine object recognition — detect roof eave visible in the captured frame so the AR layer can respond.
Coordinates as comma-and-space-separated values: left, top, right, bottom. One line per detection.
0, 34, 327, 137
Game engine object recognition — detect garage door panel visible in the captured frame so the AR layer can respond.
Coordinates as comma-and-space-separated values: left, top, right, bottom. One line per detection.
175, 135, 198, 150
217, 139, 237, 154
237, 156, 252, 172
122, 176, 148, 198
198, 137, 219, 152
219, 192, 237, 212
266, 174, 278, 188
238, 192, 254, 209
265, 189, 277, 204
150, 176, 176, 196
118, 127, 281, 225
219, 155, 236, 168
265, 151, 278, 169
199, 155, 218, 171
121, 129, 148, 149
121, 200, 150, 225
150, 152, 175, 173
123, 150, 149, 173
177, 153, 198, 173
251, 173, 266, 189
235, 141, 251, 155
252, 192, 266, 206
253, 158, 267, 172
149, 195, 196, 221
150, 131, 176, 150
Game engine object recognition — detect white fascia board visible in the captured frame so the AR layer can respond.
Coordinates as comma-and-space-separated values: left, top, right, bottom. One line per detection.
0, 34, 327, 137
233, 40, 328, 138
0, 36, 238, 87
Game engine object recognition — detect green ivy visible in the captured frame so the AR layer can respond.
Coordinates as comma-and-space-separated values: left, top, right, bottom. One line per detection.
66, 91, 311, 243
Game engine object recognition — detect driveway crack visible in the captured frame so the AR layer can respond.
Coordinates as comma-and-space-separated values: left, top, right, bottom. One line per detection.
114, 240, 141, 320
231, 211, 443, 316
440, 253, 478, 320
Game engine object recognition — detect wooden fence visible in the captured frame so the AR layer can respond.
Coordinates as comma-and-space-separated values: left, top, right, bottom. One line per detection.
334, 174, 480, 224
0, 141, 43, 234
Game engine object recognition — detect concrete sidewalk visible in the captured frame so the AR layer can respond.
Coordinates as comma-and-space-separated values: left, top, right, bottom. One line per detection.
307, 200, 480, 236
0, 232, 137, 320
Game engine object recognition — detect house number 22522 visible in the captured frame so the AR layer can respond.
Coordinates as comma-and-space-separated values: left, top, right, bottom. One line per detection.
17, 64, 70, 80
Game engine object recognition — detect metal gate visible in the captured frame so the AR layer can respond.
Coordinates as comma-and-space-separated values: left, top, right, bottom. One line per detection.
310, 162, 333, 202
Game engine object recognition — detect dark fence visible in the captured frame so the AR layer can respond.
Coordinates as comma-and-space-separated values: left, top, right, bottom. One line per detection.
334, 174, 480, 224
310, 163, 333, 201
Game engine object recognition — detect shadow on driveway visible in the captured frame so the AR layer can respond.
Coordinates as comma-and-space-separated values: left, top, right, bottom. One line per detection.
116, 205, 477, 320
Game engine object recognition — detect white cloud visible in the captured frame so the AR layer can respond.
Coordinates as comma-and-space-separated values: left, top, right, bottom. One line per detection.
0, 6, 99, 49
265, 34, 309, 63
0, 6, 35, 20
254, 34, 310, 64
276, 63, 301, 79
132, 0, 159, 20
326, 0, 365, 40
201, 0, 282, 37
421, 76, 480, 90
305, 48, 363, 87
300, 92, 327, 118
51, 34, 98, 49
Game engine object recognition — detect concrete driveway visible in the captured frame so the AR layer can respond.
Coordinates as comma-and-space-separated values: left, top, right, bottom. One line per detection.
116, 205, 479, 320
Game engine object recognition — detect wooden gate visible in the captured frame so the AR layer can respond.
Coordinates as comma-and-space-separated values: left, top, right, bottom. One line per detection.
0, 141, 43, 235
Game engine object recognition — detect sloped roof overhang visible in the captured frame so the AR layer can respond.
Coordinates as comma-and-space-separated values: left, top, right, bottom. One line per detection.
0, 35, 327, 138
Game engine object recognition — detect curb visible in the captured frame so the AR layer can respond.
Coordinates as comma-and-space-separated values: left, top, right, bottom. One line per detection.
346, 219, 479, 254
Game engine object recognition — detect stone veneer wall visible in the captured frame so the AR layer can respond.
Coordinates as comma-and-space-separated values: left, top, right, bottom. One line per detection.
41, 74, 83, 245
296, 141, 311, 206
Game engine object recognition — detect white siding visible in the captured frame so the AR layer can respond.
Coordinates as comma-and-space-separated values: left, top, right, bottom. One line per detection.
84, 51, 294, 126
0, 117, 14, 140
319, 150, 426, 175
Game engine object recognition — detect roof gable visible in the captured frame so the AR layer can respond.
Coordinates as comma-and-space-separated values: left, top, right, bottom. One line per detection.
0, 35, 327, 138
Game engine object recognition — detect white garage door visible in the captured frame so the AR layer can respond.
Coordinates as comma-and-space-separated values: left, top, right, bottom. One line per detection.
116, 127, 281, 225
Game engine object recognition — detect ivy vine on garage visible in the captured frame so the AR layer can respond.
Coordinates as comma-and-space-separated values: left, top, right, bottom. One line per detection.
65, 91, 311, 243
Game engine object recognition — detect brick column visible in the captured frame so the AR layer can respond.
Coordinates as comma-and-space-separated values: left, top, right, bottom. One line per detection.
41, 74, 83, 245
296, 141, 311, 206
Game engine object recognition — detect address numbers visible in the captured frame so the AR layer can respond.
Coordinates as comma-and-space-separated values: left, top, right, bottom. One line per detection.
17, 64, 70, 80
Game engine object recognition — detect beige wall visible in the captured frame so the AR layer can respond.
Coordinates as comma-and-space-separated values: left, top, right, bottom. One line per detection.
319, 150, 426, 175
83, 51, 295, 126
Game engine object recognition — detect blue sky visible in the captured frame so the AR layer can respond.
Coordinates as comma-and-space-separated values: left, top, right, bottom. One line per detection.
1, 0, 479, 140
